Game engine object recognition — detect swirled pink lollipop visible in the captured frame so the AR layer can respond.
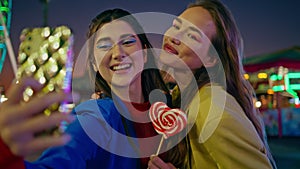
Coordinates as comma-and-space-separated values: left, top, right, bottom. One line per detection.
149, 101, 187, 154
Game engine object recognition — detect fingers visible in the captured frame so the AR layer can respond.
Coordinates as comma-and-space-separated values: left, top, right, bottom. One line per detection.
1, 112, 75, 156
0, 77, 77, 157
3, 91, 74, 124
148, 155, 168, 169
10, 134, 72, 156
27, 134, 71, 152
2, 77, 79, 123
1, 112, 75, 143
6, 77, 43, 104
17, 91, 68, 115
148, 155, 178, 169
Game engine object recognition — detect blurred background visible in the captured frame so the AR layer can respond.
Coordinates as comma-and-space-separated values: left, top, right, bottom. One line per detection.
0, 1, 299, 168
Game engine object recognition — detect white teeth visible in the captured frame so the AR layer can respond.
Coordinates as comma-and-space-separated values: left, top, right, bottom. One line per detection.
112, 64, 131, 71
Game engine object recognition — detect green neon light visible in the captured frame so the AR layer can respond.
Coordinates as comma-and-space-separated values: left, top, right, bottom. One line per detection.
288, 72, 300, 78
270, 74, 284, 81
290, 84, 300, 90
287, 89, 298, 98
285, 74, 290, 90
271, 72, 300, 102
270, 74, 278, 81
0, 7, 8, 12
272, 85, 284, 92
0, 0, 12, 73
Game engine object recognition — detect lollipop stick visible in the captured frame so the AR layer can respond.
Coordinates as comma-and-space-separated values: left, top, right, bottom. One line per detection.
155, 136, 164, 155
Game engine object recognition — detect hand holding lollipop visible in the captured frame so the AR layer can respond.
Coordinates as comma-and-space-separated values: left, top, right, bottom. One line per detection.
149, 102, 187, 155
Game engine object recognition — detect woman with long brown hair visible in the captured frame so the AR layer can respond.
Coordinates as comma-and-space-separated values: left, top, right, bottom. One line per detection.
148, 0, 277, 168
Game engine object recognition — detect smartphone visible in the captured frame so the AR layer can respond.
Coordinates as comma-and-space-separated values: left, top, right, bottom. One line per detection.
16, 25, 74, 135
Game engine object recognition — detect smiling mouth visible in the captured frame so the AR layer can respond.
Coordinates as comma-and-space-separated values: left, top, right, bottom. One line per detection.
163, 44, 178, 55
110, 63, 132, 71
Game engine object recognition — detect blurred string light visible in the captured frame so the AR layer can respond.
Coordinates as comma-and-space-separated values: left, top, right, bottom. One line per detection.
0, 85, 7, 103
255, 101, 262, 108
257, 72, 268, 79
0, 93, 7, 102
244, 73, 249, 80
0, 0, 12, 73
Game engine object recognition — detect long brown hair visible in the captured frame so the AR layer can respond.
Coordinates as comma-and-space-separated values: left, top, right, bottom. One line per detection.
180, 0, 276, 167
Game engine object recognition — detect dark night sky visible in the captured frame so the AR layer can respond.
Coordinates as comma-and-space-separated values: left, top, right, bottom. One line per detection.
1, 0, 300, 89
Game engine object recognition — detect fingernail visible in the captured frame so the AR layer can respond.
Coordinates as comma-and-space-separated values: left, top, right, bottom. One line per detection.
62, 134, 72, 143
150, 154, 156, 160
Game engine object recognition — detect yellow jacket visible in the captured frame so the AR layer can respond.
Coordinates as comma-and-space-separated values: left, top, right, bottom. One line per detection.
184, 85, 273, 169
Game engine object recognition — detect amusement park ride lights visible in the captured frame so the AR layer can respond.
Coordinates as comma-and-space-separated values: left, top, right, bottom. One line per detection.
244, 66, 300, 109
0, 0, 12, 73
269, 67, 300, 108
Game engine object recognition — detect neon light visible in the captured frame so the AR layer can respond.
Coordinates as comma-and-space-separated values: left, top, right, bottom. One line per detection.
258, 73, 268, 79
272, 85, 284, 92
270, 74, 278, 81
287, 89, 298, 98
290, 84, 300, 90
285, 74, 290, 90
271, 73, 300, 92
270, 72, 300, 105
288, 72, 300, 78
244, 73, 249, 80
0, 0, 12, 73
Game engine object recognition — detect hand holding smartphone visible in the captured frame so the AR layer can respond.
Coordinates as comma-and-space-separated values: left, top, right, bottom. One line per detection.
16, 25, 74, 135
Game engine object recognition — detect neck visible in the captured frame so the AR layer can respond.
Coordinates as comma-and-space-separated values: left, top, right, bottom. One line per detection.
173, 69, 195, 92
111, 77, 144, 103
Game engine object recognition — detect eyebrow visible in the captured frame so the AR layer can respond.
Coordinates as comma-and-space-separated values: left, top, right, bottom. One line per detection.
96, 33, 136, 44
96, 37, 110, 44
189, 27, 204, 37
175, 17, 204, 37
120, 33, 136, 39
174, 17, 182, 24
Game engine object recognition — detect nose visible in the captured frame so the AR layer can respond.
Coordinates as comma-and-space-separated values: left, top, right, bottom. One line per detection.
168, 32, 182, 45
111, 44, 125, 60
170, 37, 181, 45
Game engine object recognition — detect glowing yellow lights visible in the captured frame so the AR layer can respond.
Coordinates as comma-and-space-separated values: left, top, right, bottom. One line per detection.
244, 73, 249, 79
257, 73, 268, 79
267, 89, 274, 95
39, 76, 46, 84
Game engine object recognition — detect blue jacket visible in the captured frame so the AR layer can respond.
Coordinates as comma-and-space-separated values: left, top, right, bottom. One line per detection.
25, 98, 142, 169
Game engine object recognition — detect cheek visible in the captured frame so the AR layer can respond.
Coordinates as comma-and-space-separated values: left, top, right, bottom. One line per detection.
194, 43, 211, 63
181, 45, 204, 69
98, 63, 112, 84
94, 50, 110, 68
190, 53, 204, 69
163, 28, 173, 38
131, 51, 145, 70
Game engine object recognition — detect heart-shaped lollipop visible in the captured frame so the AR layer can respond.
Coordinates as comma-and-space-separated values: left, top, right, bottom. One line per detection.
149, 102, 187, 155
149, 102, 187, 139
